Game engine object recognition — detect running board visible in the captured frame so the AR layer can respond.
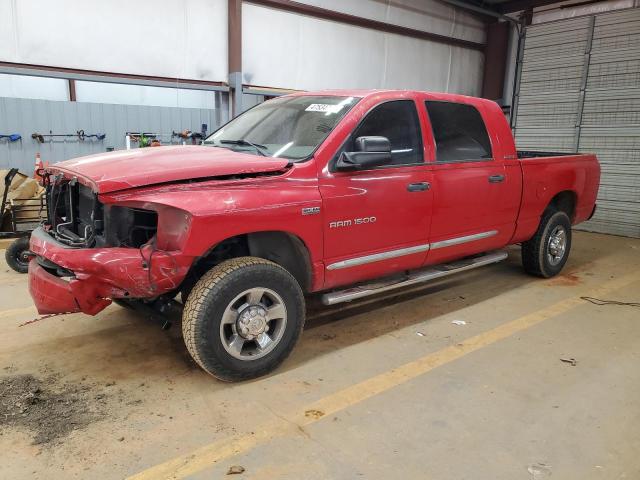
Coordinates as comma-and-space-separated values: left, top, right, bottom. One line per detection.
321, 251, 508, 306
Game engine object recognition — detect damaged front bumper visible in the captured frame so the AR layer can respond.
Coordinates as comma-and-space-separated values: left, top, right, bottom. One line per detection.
28, 227, 193, 315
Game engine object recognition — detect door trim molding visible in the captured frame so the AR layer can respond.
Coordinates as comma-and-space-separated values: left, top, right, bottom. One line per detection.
326, 244, 430, 270
430, 230, 498, 250
325, 230, 498, 270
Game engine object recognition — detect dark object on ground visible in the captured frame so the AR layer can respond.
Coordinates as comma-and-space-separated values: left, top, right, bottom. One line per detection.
227, 465, 245, 475
581, 296, 640, 307
0, 374, 104, 445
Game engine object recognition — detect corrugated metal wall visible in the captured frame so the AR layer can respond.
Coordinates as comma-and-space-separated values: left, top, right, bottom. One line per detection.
514, 8, 640, 238
580, 9, 640, 237
0, 97, 225, 173
513, 16, 590, 153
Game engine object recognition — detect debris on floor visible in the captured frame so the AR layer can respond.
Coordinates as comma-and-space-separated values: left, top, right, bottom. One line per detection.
304, 409, 325, 419
560, 358, 578, 366
527, 463, 552, 478
580, 296, 640, 307
0, 373, 105, 445
19, 313, 66, 328
226, 465, 245, 475
416, 331, 426, 336
451, 320, 467, 326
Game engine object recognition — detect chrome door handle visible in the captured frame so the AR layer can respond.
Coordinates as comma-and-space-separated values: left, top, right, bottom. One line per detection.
407, 182, 430, 192
488, 174, 505, 183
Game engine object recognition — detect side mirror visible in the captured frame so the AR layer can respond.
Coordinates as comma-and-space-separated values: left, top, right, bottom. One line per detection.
335, 136, 392, 171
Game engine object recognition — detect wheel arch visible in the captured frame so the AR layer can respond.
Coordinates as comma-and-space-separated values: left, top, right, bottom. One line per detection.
184, 230, 313, 293
546, 190, 577, 221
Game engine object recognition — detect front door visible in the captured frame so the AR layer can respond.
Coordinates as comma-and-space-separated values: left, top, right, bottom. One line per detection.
319, 99, 433, 289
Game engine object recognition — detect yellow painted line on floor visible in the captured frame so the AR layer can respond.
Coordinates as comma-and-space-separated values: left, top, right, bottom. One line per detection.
129, 272, 640, 480
0, 306, 37, 319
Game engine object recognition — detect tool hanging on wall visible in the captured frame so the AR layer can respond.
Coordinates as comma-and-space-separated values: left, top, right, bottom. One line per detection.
31, 131, 106, 143
76, 130, 107, 141
125, 132, 159, 149
0, 134, 22, 142
171, 124, 208, 145
125, 125, 207, 149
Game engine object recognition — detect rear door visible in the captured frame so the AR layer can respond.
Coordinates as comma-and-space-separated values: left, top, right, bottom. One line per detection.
423, 100, 517, 264
319, 99, 433, 289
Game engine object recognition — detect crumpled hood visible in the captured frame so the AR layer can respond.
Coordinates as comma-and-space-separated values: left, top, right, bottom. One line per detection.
48, 146, 291, 193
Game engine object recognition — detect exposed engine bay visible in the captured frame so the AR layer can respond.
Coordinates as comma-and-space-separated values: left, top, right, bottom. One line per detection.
45, 173, 157, 248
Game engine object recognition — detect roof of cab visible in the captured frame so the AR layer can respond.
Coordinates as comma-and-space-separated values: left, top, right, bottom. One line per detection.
286, 89, 496, 107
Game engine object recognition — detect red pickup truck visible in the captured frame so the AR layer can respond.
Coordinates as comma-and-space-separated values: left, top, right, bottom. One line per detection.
28, 90, 600, 381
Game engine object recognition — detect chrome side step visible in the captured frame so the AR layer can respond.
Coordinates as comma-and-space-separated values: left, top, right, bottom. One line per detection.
321, 250, 508, 306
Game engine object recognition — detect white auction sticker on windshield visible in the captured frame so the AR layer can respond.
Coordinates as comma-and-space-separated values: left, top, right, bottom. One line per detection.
305, 104, 344, 114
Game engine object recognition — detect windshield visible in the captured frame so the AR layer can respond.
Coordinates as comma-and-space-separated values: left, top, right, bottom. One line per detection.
204, 95, 359, 160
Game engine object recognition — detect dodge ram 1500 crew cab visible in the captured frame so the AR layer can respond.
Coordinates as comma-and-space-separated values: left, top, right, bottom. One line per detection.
28, 90, 600, 381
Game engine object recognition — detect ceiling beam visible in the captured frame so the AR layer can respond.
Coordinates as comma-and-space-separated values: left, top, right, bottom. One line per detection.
437, 0, 518, 24
246, 0, 485, 51
498, 0, 567, 14
0, 62, 229, 92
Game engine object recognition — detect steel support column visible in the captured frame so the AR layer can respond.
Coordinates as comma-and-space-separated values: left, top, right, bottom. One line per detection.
510, 26, 526, 130
481, 21, 510, 101
68, 79, 77, 101
574, 16, 595, 153
229, 0, 243, 117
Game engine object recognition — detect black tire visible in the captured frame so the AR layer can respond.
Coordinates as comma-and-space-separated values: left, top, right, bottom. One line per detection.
182, 257, 305, 382
5, 236, 31, 274
179, 277, 196, 304
112, 298, 135, 310
522, 209, 572, 278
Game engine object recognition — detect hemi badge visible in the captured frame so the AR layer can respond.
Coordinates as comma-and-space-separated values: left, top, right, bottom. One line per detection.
302, 206, 320, 216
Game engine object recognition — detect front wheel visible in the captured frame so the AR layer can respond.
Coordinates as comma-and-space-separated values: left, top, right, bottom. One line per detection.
522, 209, 572, 278
182, 257, 305, 382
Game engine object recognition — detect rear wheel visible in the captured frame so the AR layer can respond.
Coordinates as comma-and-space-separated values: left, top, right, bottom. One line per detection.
522, 209, 572, 278
182, 257, 305, 381
5, 236, 31, 274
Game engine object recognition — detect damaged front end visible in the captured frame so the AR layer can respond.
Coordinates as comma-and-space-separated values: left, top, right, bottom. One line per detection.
46, 173, 157, 249
28, 172, 193, 316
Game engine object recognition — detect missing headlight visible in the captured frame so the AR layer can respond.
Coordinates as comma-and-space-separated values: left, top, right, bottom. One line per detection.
104, 206, 158, 248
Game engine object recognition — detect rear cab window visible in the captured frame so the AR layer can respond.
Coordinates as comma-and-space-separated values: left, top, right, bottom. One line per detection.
425, 101, 493, 163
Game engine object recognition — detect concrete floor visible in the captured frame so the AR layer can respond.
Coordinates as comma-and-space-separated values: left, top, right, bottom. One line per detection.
1, 231, 639, 479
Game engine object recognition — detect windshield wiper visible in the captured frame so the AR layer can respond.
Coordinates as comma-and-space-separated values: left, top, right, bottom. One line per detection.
219, 139, 269, 157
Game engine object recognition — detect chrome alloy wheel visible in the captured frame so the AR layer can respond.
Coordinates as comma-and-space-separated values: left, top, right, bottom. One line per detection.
547, 225, 567, 266
219, 288, 288, 360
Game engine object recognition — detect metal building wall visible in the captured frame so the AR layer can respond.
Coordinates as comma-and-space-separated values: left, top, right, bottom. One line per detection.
513, 17, 591, 152
242, 2, 485, 95
580, 9, 640, 237
0, 97, 225, 173
514, 8, 640, 238
0, 0, 228, 83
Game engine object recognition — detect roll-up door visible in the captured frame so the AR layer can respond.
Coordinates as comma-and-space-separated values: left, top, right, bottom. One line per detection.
513, 8, 640, 238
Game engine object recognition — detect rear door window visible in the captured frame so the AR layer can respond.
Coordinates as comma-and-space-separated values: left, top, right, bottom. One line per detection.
425, 101, 492, 162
